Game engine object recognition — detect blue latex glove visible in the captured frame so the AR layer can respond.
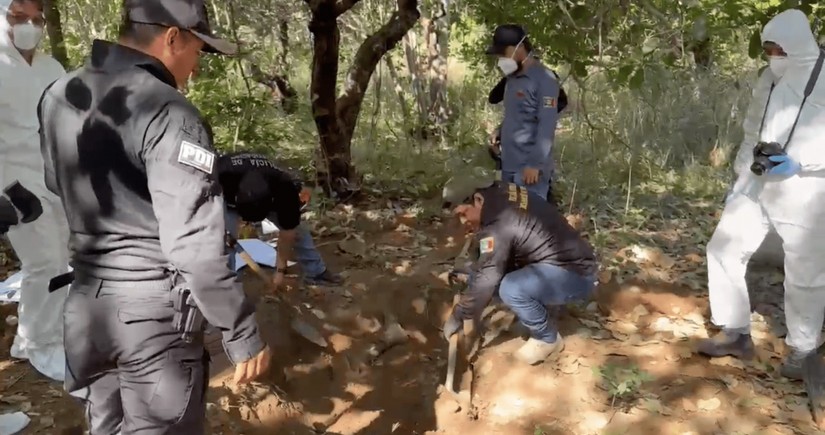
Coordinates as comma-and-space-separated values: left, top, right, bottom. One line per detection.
767, 155, 801, 176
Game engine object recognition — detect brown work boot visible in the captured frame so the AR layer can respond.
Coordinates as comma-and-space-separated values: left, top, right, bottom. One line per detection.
515, 335, 564, 365
696, 330, 755, 359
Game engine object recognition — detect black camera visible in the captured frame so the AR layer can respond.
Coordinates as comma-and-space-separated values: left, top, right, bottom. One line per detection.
0, 181, 43, 234
750, 141, 786, 176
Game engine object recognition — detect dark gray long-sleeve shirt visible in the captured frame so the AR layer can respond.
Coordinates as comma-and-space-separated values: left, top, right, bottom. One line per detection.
38, 40, 262, 364
500, 61, 560, 176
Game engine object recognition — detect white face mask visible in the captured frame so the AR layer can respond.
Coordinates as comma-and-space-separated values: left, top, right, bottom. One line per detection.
497, 36, 526, 76
497, 57, 518, 76
769, 56, 789, 78
11, 22, 43, 51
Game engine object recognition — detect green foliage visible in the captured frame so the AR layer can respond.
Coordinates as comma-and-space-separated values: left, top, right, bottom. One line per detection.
48, 0, 810, 200
595, 363, 653, 406
461, 0, 825, 87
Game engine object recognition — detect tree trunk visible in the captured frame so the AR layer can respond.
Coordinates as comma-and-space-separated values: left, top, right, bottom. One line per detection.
307, 0, 345, 197
43, 0, 68, 68
691, 38, 712, 69
426, 0, 450, 134
306, 0, 421, 199
384, 55, 410, 121
402, 30, 428, 134
278, 18, 290, 73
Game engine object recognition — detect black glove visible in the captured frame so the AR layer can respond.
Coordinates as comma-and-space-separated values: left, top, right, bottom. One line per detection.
443, 313, 462, 341
0, 197, 19, 232
4, 181, 42, 223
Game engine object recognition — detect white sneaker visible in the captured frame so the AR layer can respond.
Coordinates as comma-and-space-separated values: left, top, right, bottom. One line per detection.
514, 335, 565, 365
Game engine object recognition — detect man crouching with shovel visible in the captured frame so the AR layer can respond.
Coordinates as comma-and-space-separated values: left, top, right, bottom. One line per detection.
441, 167, 598, 364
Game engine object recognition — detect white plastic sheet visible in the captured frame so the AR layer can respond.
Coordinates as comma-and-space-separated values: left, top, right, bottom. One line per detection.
0, 238, 289, 301
0, 411, 30, 434
233, 239, 295, 272
261, 219, 280, 235
0, 271, 21, 304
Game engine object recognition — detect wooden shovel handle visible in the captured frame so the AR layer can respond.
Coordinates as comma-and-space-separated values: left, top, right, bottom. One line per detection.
445, 293, 462, 391
227, 234, 275, 289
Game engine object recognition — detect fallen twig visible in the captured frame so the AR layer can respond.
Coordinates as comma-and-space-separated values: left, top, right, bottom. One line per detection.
1, 372, 25, 391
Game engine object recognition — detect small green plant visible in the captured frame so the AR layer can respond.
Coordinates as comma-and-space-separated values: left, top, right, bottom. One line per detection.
594, 363, 654, 408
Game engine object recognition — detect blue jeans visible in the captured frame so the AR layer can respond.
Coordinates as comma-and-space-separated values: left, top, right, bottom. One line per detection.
225, 209, 327, 278
498, 263, 596, 343
501, 170, 551, 201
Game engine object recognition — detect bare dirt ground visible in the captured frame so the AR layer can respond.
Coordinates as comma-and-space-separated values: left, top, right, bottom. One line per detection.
0, 201, 818, 434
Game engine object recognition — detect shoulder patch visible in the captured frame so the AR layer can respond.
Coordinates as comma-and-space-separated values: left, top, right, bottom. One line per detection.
543, 96, 556, 108
508, 183, 518, 203
177, 141, 215, 174
480, 237, 495, 254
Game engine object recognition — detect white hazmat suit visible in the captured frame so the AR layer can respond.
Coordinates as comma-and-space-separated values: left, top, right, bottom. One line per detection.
0, 0, 69, 381
707, 9, 825, 357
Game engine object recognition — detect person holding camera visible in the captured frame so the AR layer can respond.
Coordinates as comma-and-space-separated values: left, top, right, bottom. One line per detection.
0, 0, 71, 382
697, 9, 825, 381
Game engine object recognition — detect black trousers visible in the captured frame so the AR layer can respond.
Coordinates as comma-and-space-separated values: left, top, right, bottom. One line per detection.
64, 275, 209, 434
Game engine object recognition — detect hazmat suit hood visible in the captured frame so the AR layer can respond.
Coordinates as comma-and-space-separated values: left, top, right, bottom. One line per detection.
749, 9, 825, 227
0, 0, 47, 57
761, 9, 820, 68
757, 8, 825, 150
0, 0, 17, 50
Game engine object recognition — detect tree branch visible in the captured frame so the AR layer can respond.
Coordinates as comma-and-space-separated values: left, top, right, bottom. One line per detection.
335, 0, 363, 16
43, 0, 68, 68
336, 0, 421, 136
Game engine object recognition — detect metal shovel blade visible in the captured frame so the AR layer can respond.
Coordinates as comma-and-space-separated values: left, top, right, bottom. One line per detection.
290, 317, 328, 348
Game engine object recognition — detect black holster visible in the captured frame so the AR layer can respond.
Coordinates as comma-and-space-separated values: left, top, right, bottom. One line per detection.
172, 286, 205, 343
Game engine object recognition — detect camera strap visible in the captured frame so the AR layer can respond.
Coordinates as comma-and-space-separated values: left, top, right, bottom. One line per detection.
757, 49, 825, 151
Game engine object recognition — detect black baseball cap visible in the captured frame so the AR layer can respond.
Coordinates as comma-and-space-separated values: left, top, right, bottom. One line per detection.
486, 24, 528, 56
125, 0, 237, 55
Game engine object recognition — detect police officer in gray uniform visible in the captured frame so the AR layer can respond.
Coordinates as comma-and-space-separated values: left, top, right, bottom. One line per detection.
486, 24, 561, 201
37, 0, 271, 432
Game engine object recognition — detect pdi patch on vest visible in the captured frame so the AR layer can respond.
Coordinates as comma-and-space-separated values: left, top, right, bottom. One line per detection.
480, 237, 495, 254
543, 96, 556, 108
177, 141, 215, 174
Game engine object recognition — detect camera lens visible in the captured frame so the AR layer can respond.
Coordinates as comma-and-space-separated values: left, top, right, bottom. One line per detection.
750, 162, 767, 176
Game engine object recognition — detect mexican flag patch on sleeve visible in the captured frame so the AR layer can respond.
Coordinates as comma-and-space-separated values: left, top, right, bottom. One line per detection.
480, 237, 495, 254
